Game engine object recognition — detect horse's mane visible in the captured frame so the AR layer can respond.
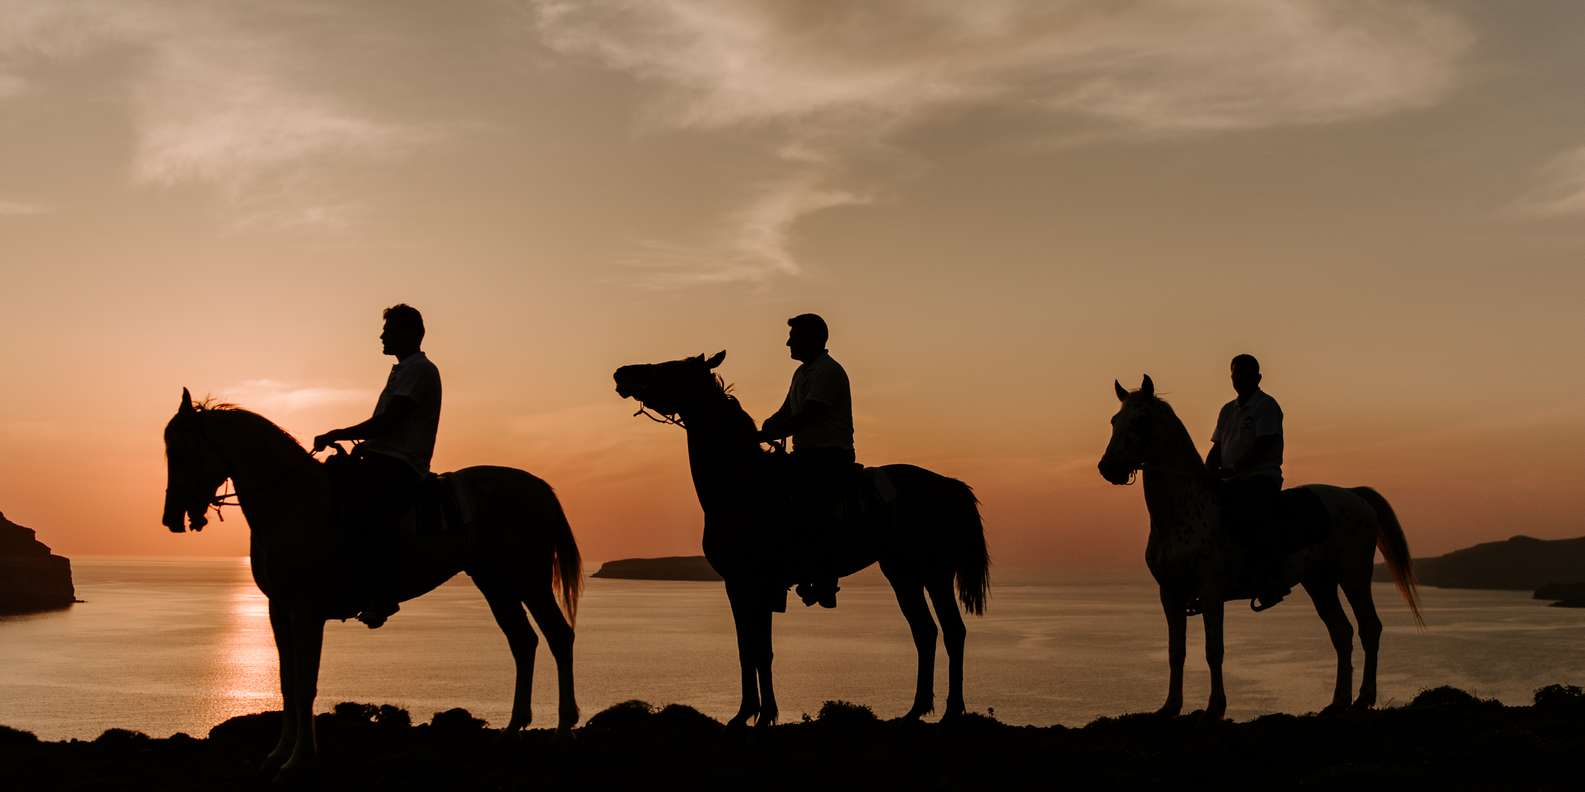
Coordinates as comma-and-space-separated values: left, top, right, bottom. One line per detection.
1134, 392, 1204, 462
196, 401, 310, 457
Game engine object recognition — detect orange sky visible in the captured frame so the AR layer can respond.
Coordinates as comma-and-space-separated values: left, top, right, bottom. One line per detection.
3, 1, 1584, 569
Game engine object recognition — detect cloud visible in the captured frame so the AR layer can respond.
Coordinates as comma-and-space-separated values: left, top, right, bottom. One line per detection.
0, 1, 419, 224
628, 173, 869, 287
531, 0, 1471, 283
531, 1, 1469, 131
0, 200, 49, 215
1515, 146, 1585, 218
219, 379, 372, 412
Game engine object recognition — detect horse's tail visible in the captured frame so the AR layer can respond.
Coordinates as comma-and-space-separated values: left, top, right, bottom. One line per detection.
942, 477, 990, 616
1354, 486, 1423, 627
544, 488, 584, 627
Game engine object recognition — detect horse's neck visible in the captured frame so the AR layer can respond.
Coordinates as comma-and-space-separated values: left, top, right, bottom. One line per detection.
681, 396, 759, 516
207, 412, 322, 536
1142, 421, 1217, 552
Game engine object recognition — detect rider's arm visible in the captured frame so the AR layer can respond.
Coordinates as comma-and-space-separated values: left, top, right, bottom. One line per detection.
764, 398, 831, 440
314, 396, 416, 450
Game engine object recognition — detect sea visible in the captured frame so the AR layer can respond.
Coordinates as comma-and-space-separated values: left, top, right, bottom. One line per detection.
2, 557, 1583, 741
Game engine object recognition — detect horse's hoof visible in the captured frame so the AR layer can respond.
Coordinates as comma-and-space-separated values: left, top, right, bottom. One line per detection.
1155, 701, 1182, 718
726, 712, 754, 729
941, 702, 966, 721
1320, 701, 1349, 716
754, 711, 777, 728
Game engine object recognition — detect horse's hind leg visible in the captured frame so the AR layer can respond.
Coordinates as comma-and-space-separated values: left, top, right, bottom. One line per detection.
1302, 578, 1354, 713
885, 566, 938, 720
1340, 577, 1381, 709
477, 578, 540, 731
524, 587, 578, 731
925, 576, 966, 718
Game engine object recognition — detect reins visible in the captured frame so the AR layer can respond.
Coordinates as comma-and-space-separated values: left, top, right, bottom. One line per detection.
633, 404, 686, 428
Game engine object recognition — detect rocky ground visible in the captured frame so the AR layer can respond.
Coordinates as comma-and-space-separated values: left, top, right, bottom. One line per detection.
3, 685, 1581, 790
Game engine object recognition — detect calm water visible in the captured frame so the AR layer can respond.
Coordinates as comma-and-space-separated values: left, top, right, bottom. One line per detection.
2, 557, 1583, 740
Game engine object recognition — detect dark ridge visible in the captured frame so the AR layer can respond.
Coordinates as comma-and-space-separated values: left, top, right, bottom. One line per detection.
4, 689, 1583, 789
592, 555, 722, 581
1373, 534, 1585, 598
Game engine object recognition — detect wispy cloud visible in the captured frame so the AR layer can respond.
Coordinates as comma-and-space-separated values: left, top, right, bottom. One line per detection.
1515, 145, 1585, 218
628, 173, 870, 287
531, 0, 1472, 284
219, 379, 371, 412
0, 0, 420, 226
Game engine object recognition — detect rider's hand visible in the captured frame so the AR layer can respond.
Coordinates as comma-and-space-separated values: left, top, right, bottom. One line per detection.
312, 432, 336, 452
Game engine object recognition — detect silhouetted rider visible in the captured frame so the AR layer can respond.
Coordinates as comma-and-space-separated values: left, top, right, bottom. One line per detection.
759, 313, 854, 609
1206, 353, 1288, 610
313, 304, 442, 628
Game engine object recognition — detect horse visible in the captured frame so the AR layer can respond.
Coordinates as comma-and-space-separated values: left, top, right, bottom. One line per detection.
1097, 375, 1422, 718
612, 351, 990, 727
161, 389, 582, 780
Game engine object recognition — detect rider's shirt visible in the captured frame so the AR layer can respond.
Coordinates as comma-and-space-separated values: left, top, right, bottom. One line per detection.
781, 351, 854, 453
1212, 388, 1283, 483
362, 350, 442, 476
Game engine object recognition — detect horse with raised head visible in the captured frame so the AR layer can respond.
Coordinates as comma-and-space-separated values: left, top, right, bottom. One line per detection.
613, 351, 990, 726
1098, 375, 1422, 718
161, 389, 582, 779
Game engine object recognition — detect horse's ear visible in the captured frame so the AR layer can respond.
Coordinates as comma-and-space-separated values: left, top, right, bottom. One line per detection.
705, 350, 726, 369
179, 387, 195, 415
1140, 374, 1155, 397
1114, 379, 1129, 403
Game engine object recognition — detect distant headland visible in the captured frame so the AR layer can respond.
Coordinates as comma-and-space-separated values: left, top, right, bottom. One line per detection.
592, 556, 722, 582
0, 511, 77, 615
1373, 534, 1585, 607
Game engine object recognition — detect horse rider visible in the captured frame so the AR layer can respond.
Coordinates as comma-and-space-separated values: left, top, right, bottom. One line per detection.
759, 313, 856, 609
1206, 353, 1288, 610
313, 303, 443, 628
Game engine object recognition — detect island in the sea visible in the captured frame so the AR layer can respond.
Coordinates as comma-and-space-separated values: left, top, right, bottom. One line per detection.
1373, 534, 1585, 607
0, 510, 78, 615
592, 555, 721, 582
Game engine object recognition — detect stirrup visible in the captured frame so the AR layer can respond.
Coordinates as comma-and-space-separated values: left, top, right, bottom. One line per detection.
1249, 593, 1286, 613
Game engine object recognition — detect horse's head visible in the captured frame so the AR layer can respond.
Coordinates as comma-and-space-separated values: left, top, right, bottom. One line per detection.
1098, 374, 1165, 485
613, 350, 727, 419
162, 388, 227, 533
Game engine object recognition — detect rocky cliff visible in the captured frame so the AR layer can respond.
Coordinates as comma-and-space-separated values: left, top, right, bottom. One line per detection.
0, 511, 77, 615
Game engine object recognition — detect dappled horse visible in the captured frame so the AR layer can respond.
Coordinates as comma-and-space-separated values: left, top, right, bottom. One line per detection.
614, 352, 990, 726
162, 389, 581, 780
1098, 375, 1422, 718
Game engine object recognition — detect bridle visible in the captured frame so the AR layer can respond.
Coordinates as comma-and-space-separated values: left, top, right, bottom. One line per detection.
633, 402, 686, 428
172, 407, 241, 525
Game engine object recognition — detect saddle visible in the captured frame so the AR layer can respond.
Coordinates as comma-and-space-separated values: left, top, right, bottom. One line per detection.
323, 451, 470, 541
1204, 487, 1330, 614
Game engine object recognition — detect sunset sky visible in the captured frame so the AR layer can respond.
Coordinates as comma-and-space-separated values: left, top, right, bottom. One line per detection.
3, 1, 1583, 570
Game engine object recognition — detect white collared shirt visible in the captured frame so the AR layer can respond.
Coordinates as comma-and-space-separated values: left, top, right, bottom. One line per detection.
362, 350, 442, 475
1212, 389, 1283, 482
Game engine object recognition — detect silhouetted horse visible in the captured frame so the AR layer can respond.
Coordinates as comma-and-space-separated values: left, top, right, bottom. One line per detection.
1098, 375, 1422, 718
614, 352, 989, 726
161, 389, 581, 780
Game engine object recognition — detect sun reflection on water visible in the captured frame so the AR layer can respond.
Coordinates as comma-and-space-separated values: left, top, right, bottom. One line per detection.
198, 559, 278, 727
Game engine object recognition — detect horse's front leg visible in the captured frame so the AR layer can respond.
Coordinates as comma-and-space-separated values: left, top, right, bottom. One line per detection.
262, 598, 295, 773
276, 610, 325, 782
724, 582, 761, 728
1202, 597, 1227, 719
1157, 588, 1186, 717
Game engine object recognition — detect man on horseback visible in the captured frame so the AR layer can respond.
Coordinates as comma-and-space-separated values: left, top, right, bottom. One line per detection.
759, 313, 855, 609
312, 303, 442, 628
1206, 353, 1288, 610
